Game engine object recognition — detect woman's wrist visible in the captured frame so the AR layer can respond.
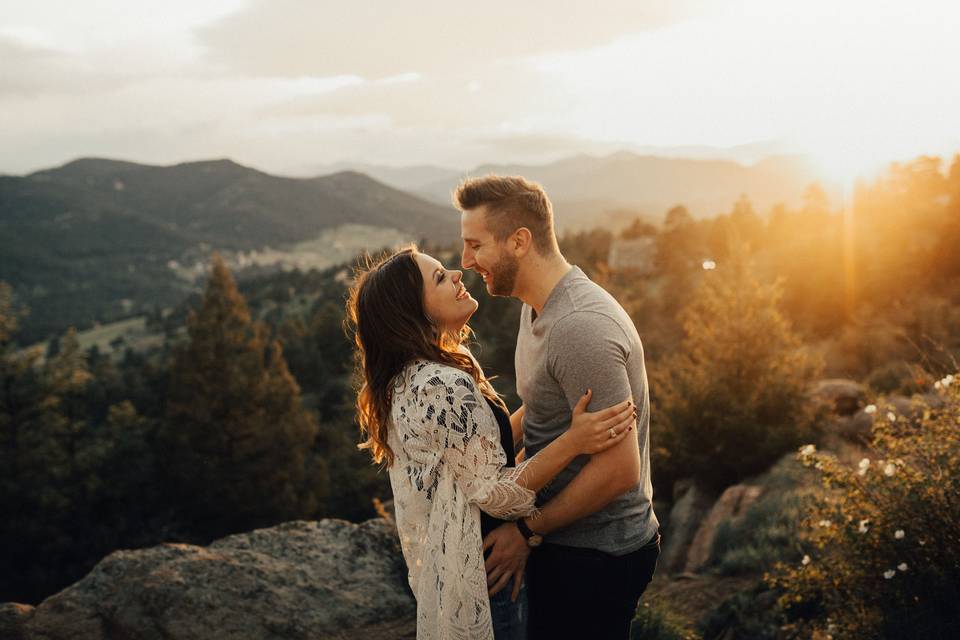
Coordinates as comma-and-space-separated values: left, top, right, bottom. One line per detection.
555, 430, 581, 460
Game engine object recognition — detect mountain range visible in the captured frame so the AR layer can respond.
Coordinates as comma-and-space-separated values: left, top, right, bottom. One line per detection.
321, 152, 833, 230
0, 158, 457, 343
2, 151, 833, 344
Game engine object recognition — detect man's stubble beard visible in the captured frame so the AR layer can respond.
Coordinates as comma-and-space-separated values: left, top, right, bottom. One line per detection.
488, 253, 520, 297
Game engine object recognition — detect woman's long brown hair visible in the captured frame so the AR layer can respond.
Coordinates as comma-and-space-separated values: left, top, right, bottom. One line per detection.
345, 246, 505, 467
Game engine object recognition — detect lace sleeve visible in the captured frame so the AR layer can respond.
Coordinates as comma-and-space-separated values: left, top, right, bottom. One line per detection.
415, 369, 539, 521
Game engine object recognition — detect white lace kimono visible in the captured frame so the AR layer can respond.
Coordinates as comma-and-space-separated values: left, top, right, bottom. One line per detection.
387, 359, 541, 640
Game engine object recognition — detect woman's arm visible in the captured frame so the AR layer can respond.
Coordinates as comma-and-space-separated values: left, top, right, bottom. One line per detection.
509, 404, 525, 455
506, 390, 634, 493
416, 371, 635, 520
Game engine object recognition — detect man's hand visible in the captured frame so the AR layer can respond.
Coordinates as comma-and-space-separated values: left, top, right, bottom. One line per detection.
483, 522, 530, 601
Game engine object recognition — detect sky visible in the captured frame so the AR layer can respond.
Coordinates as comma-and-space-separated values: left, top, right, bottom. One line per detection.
1, 0, 959, 181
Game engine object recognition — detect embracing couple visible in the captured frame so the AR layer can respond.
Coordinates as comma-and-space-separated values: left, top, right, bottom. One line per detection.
346, 176, 660, 639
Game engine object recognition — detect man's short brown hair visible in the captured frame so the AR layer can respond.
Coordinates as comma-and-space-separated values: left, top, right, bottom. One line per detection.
453, 175, 557, 255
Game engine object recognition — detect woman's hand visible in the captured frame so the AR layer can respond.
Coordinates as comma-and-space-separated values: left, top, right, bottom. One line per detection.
566, 389, 635, 454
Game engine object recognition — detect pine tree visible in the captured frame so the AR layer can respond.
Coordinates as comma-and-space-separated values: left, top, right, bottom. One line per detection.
0, 315, 96, 602
653, 243, 823, 491
159, 254, 322, 540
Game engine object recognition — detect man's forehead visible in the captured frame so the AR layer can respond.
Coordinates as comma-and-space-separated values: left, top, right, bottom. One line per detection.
460, 207, 492, 240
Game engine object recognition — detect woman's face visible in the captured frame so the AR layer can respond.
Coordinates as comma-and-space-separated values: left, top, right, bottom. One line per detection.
415, 253, 478, 333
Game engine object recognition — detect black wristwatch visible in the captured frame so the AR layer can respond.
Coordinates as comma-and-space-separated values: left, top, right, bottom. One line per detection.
516, 518, 543, 548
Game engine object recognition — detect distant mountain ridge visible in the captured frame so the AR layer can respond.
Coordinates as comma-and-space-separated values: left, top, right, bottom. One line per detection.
1, 157, 457, 343
414, 152, 832, 228
318, 151, 832, 231
26, 157, 457, 248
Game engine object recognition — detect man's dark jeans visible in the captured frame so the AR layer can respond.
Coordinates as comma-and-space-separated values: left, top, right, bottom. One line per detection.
526, 531, 661, 639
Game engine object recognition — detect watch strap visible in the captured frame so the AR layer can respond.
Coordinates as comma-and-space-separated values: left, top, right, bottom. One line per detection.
516, 517, 537, 540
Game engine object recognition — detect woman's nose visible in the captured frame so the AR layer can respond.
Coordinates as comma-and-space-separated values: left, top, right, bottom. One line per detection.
451, 270, 463, 283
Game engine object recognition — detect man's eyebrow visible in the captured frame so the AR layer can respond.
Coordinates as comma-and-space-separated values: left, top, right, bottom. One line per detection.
462, 236, 480, 243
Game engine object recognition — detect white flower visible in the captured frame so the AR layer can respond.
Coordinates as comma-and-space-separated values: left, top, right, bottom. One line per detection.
887, 411, 897, 423
919, 539, 927, 546
884, 569, 896, 579
884, 462, 896, 476
895, 529, 905, 539
818, 519, 832, 528
935, 381, 943, 390
802, 554, 811, 565
858, 519, 870, 534
898, 562, 908, 572
702, 260, 717, 270
858, 458, 870, 475
799, 444, 816, 456
864, 404, 877, 414
943, 374, 954, 388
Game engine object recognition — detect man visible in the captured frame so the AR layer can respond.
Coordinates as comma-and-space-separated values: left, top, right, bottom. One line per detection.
455, 175, 660, 639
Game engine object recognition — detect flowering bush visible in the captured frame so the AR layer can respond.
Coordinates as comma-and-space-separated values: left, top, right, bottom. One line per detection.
768, 373, 960, 639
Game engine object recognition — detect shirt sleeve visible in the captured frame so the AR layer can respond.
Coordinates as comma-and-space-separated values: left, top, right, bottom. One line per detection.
547, 311, 635, 412
416, 368, 540, 521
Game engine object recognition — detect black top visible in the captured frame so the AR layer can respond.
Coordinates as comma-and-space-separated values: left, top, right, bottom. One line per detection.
480, 396, 516, 540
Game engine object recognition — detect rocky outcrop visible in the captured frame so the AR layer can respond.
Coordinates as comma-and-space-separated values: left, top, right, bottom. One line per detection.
0, 519, 415, 640
684, 484, 764, 573
660, 479, 717, 574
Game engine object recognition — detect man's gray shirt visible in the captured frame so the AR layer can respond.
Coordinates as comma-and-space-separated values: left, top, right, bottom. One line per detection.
516, 266, 659, 555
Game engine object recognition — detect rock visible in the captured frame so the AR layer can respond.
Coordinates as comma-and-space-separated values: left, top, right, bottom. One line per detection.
684, 484, 764, 573
660, 479, 717, 574
830, 409, 875, 440
810, 378, 867, 416
828, 390, 946, 442
0, 519, 415, 640
914, 391, 946, 411
0, 603, 33, 640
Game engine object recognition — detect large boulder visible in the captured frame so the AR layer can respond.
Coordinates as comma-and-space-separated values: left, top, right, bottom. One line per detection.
684, 484, 764, 573
660, 479, 717, 574
0, 519, 415, 640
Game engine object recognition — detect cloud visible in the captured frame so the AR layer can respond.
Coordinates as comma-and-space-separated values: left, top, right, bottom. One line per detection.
0, 38, 126, 96
199, 0, 706, 78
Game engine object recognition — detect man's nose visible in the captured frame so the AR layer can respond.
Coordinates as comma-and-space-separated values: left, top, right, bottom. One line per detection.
461, 250, 474, 269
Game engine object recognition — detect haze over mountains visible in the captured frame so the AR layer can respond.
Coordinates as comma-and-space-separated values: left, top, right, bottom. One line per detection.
318, 151, 832, 230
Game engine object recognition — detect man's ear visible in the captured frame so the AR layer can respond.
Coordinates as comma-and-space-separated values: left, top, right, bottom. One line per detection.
511, 227, 533, 257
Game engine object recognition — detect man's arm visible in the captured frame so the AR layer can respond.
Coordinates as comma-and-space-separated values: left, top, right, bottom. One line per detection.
482, 424, 639, 599
525, 424, 640, 535
532, 310, 643, 535
484, 311, 643, 597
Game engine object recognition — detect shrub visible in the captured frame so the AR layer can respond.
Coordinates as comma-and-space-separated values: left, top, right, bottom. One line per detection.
768, 373, 960, 639
653, 244, 823, 491
865, 361, 933, 396
631, 600, 696, 640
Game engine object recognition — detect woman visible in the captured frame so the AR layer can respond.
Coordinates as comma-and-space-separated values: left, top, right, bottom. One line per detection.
346, 246, 636, 640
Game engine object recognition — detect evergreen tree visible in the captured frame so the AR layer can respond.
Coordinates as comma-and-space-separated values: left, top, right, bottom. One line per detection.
0, 318, 96, 602
653, 243, 822, 491
159, 254, 323, 540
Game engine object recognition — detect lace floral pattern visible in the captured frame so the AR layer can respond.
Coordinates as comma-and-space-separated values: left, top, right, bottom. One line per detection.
387, 360, 540, 639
